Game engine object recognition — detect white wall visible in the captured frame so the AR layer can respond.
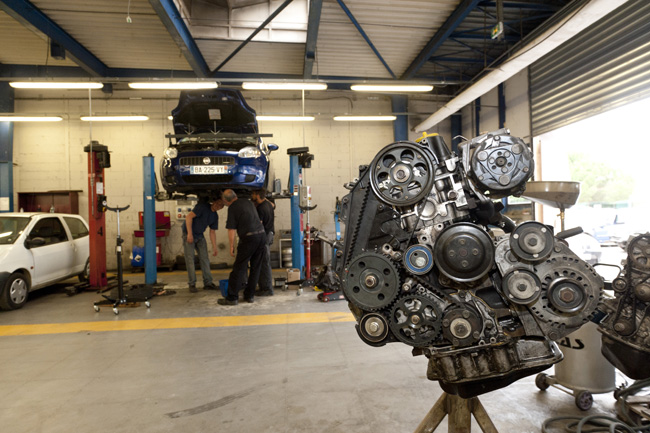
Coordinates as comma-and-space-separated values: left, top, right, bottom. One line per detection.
11, 90, 454, 269
460, 69, 531, 142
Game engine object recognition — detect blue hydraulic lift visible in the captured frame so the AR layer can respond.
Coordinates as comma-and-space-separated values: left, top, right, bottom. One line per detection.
286, 147, 315, 280
143, 155, 157, 285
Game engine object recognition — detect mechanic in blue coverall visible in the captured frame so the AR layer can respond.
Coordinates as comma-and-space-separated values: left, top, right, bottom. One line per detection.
183, 197, 224, 292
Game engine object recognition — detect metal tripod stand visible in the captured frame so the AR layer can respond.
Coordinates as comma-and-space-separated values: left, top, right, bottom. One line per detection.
93, 204, 151, 315
414, 392, 499, 433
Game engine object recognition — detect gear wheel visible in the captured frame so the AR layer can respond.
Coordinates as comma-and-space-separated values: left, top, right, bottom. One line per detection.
342, 252, 401, 311
388, 292, 442, 347
530, 255, 602, 329
627, 233, 650, 271
370, 142, 435, 206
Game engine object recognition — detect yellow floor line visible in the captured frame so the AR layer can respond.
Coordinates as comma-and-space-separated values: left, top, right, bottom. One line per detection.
0, 312, 356, 337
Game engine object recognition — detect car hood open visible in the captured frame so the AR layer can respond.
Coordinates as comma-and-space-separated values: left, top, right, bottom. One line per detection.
172, 88, 258, 136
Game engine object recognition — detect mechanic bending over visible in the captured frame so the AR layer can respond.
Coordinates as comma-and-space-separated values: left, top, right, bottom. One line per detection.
183, 197, 224, 293
218, 189, 272, 305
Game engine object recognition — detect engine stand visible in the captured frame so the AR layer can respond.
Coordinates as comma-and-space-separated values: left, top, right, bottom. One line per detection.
414, 392, 499, 433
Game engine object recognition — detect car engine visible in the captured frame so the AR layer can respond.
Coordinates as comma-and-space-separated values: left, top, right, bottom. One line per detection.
338, 129, 607, 398
599, 233, 650, 380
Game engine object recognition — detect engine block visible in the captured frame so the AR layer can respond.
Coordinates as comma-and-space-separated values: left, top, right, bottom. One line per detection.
337, 130, 605, 397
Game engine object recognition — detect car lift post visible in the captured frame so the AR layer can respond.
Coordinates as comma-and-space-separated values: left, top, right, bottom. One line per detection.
143, 155, 157, 285
288, 148, 304, 278
287, 147, 314, 279
84, 141, 110, 290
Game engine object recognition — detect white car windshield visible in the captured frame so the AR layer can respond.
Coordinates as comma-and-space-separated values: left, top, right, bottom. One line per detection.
0, 216, 31, 245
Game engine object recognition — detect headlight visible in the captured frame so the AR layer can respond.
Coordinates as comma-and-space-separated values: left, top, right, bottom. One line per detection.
238, 146, 261, 158
164, 147, 178, 159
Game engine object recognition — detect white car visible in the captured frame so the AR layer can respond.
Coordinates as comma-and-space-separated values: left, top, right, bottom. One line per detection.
0, 213, 90, 310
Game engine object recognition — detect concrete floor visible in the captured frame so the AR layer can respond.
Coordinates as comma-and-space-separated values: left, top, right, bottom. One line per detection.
0, 268, 624, 433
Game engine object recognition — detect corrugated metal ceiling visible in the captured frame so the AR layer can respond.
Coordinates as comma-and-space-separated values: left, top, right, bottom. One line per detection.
0, 0, 573, 97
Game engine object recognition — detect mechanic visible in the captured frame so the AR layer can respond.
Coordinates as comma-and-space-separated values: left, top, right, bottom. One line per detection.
250, 188, 275, 297
182, 197, 223, 293
218, 189, 270, 306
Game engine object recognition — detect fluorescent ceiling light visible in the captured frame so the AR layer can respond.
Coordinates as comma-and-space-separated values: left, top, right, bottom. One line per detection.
256, 115, 315, 121
333, 116, 397, 121
243, 82, 327, 91
128, 82, 218, 90
80, 115, 149, 122
0, 116, 63, 122
350, 84, 433, 92
9, 82, 103, 89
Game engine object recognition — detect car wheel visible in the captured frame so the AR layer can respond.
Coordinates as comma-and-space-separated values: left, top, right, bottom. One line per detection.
78, 258, 90, 283
0, 273, 30, 310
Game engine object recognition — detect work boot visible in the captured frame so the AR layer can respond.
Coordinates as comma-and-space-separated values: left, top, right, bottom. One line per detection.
203, 282, 219, 291
218, 298, 238, 306
189, 284, 198, 293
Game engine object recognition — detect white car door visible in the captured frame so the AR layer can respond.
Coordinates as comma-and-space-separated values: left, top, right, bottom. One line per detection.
28, 216, 74, 285
62, 216, 89, 274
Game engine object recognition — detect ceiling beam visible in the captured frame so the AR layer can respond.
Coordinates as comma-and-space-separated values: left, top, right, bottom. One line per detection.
0, 0, 108, 76
148, 0, 211, 78
210, 0, 295, 75
303, 0, 323, 79
450, 32, 520, 42
478, 1, 562, 11
401, 0, 481, 80
336, 0, 395, 79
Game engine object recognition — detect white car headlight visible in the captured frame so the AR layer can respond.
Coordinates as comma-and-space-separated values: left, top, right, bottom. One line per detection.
164, 147, 178, 159
238, 146, 261, 158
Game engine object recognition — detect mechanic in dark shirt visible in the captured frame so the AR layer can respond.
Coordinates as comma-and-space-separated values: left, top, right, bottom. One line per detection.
182, 197, 223, 292
251, 188, 275, 296
218, 189, 271, 305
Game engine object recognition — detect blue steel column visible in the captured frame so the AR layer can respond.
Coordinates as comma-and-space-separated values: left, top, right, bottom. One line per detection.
289, 154, 305, 277
498, 83, 508, 212
0, 83, 14, 213
391, 95, 408, 141
143, 156, 157, 284
474, 97, 481, 136
451, 113, 462, 153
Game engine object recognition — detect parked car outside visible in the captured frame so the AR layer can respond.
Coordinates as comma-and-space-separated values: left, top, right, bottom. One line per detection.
590, 209, 646, 247
160, 88, 278, 198
0, 213, 89, 310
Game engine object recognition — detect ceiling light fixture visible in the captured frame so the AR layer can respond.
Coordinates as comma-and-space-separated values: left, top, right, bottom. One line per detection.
0, 116, 63, 122
128, 82, 218, 90
256, 115, 315, 121
243, 82, 327, 91
80, 115, 149, 122
9, 82, 103, 89
350, 84, 433, 92
333, 115, 397, 121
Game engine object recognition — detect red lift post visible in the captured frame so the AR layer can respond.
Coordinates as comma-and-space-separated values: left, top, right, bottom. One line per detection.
84, 141, 110, 290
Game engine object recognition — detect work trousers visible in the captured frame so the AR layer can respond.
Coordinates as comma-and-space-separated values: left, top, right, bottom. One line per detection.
182, 235, 213, 287
258, 231, 274, 292
227, 233, 267, 301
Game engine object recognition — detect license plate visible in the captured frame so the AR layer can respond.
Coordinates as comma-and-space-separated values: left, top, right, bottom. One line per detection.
190, 165, 227, 174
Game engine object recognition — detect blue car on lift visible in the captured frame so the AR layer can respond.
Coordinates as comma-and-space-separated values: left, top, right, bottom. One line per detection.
160, 88, 277, 198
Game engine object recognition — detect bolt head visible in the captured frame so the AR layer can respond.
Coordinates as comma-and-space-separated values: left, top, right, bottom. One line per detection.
364, 275, 378, 288
558, 287, 575, 303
